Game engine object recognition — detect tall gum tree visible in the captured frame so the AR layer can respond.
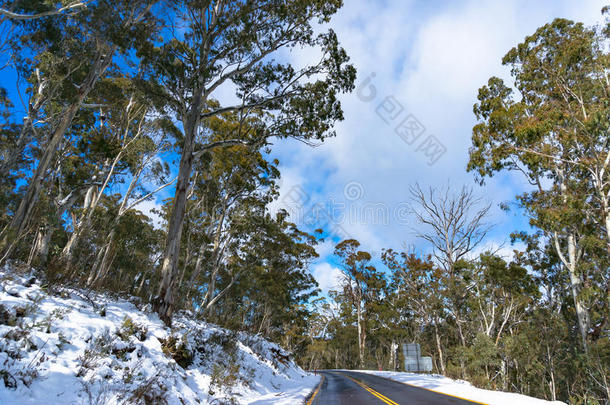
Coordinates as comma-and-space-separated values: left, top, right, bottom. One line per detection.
335, 239, 384, 369
138, 0, 356, 325
467, 19, 609, 351
0, 0, 158, 261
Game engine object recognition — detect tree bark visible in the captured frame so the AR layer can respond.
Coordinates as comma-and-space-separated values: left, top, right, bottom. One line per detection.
554, 232, 590, 352
154, 92, 202, 325
357, 298, 366, 369
434, 323, 446, 375
27, 228, 50, 266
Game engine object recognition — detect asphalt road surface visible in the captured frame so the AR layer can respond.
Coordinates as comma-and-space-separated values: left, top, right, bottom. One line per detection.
308, 370, 482, 405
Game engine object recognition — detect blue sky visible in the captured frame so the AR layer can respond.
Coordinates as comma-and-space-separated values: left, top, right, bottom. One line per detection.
263, 0, 606, 292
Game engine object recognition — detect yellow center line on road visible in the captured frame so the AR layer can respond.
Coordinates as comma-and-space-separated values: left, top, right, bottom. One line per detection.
306, 374, 325, 405
344, 374, 401, 405
354, 372, 490, 405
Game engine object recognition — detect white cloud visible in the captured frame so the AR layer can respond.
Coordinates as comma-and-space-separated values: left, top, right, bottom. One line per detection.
269, 0, 605, 259
134, 199, 165, 230
311, 262, 343, 293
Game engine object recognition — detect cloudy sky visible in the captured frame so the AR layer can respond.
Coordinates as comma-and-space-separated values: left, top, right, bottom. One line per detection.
264, 0, 607, 293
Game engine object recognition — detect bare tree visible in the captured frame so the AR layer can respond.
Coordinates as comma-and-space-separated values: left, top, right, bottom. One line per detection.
409, 183, 492, 378
409, 183, 492, 274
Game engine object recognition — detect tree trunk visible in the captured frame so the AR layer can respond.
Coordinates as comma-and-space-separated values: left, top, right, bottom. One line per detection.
87, 228, 117, 287
554, 232, 590, 352
357, 300, 366, 369
389, 340, 398, 371
434, 323, 446, 375
201, 274, 238, 316
61, 184, 98, 262
0, 101, 81, 256
335, 349, 339, 369
154, 94, 202, 325
27, 228, 47, 266
604, 200, 610, 255
554, 170, 590, 352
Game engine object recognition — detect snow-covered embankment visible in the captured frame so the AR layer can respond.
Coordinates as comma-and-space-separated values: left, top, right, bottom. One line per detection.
0, 268, 319, 404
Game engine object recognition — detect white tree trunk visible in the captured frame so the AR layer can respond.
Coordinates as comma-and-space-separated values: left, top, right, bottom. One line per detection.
154, 94, 202, 325
434, 323, 446, 375
357, 299, 366, 369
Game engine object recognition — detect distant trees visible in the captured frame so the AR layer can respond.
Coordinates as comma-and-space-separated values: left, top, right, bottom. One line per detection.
334, 239, 385, 369
409, 183, 491, 377
305, 233, 607, 402
382, 252, 446, 373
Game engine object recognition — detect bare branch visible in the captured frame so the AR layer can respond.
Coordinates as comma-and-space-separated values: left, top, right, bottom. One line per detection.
0, 1, 88, 20
410, 183, 492, 273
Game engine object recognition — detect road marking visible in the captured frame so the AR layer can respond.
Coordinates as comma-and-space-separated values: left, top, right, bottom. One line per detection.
344, 374, 400, 405
351, 372, 490, 405
399, 383, 489, 405
306, 375, 325, 405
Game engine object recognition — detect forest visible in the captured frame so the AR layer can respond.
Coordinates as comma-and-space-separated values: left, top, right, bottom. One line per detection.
0, 1, 608, 404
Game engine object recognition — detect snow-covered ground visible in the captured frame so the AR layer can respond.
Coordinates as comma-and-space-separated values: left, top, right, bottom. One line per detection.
0, 268, 319, 404
356, 370, 566, 405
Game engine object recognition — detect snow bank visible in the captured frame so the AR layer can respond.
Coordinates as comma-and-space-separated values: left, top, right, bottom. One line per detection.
356, 370, 566, 405
0, 268, 319, 404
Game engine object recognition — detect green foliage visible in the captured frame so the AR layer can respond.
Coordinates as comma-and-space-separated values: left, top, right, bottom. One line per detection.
116, 316, 148, 342
209, 361, 241, 397
0, 3, 606, 404
160, 334, 193, 369
305, 241, 609, 403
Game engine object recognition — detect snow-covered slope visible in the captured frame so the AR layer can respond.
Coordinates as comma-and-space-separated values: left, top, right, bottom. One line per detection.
357, 371, 566, 405
0, 268, 319, 404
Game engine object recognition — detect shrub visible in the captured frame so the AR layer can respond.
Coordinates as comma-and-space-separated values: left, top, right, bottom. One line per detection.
0, 370, 17, 389
116, 316, 147, 342
0, 304, 15, 326
209, 360, 240, 398
160, 335, 193, 369
125, 373, 168, 405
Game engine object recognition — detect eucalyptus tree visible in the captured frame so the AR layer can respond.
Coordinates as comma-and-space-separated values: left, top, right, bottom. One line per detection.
409, 184, 492, 276
334, 239, 385, 369
84, 105, 174, 287
383, 251, 448, 374
467, 19, 608, 351
199, 207, 320, 344
220, 210, 319, 340
0, 0, 158, 261
174, 110, 280, 310
138, 0, 356, 324
409, 183, 491, 371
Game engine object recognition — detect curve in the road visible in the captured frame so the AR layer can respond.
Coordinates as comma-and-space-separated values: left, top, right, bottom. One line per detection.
309, 370, 486, 405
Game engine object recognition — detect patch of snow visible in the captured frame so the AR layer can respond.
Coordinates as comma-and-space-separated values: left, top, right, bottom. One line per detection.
355, 370, 566, 405
0, 268, 320, 404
